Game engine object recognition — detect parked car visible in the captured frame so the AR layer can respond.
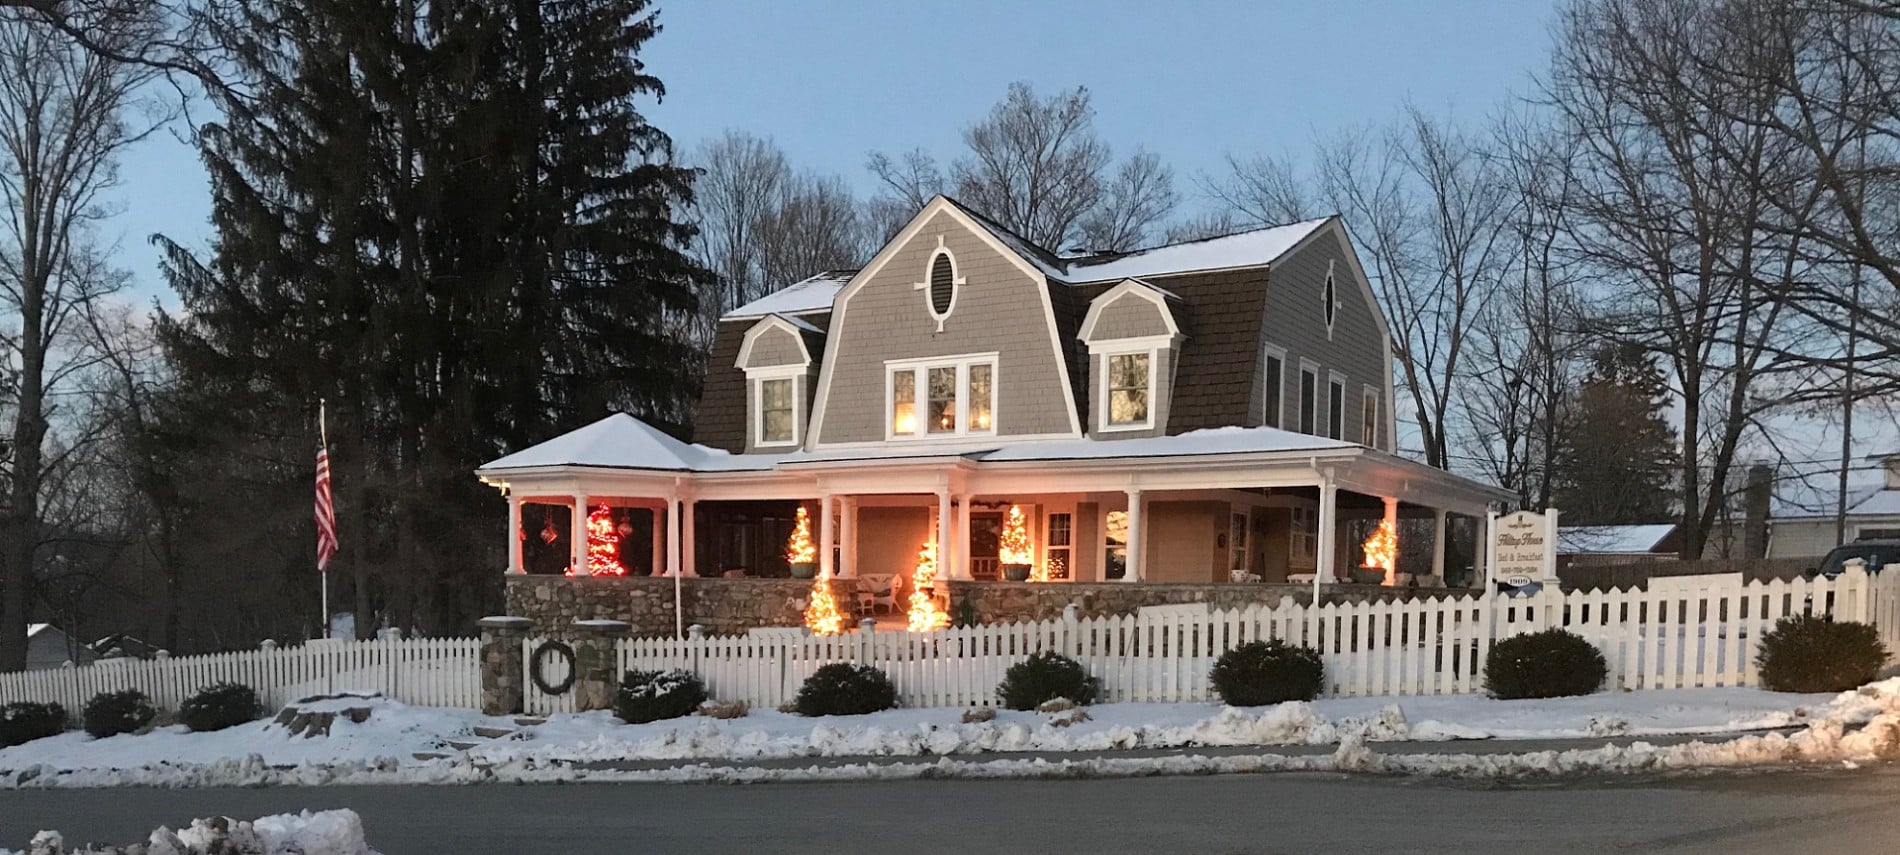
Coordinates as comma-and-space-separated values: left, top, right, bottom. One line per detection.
1810, 539, 1900, 579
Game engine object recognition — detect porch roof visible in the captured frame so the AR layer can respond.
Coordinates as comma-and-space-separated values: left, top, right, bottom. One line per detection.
478, 413, 783, 474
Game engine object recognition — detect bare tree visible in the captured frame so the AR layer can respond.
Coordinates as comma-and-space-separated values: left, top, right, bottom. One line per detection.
1078, 149, 1178, 252
756, 172, 869, 288
1199, 151, 1315, 226
0, 7, 156, 670
689, 131, 788, 331
865, 147, 944, 242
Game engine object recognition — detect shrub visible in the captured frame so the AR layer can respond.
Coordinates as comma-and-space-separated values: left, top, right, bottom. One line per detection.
82, 689, 156, 739
997, 652, 1099, 711
793, 663, 896, 716
697, 698, 749, 720
960, 707, 997, 724
614, 669, 709, 724
178, 683, 263, 733
1485, 629, 1607, 700
1209, 640, 1325, 706
1757, 614, 1888, 693
0, 702, 67, 747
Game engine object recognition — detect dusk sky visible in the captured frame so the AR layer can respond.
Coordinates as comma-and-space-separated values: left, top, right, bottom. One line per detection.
108, 0, 1559, 301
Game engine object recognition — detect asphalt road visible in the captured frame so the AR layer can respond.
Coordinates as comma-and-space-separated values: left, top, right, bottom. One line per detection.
3, 767, 1898, 854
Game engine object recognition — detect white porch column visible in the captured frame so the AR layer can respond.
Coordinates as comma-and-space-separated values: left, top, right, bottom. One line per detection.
1382, 497, 1400, 586
1316, 481, 1338, 583
1124, 489, 1144, 582
818, 492, 835, 578
1431, 508, 1448, 582
839, 497, 857, 578
936, 490, 952, 581
681, 498, 698, 578
570, 493, 588, 573
650, 503, 665, 577
507, 493, 523, 574
665, 496, 683, 578
955, 494, 973, 580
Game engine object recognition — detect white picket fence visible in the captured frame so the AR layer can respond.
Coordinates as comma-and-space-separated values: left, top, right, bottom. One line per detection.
516, 570, 1900, 713
0, 637, 482, 713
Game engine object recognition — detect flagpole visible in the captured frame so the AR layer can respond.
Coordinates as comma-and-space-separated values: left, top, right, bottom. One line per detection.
320, 399, 330, 639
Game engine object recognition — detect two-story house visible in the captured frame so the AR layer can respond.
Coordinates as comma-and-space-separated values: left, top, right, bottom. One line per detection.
478, 196, 1507, 591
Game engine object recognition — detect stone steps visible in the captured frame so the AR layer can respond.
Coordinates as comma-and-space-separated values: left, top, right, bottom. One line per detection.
472, 725, 517, 739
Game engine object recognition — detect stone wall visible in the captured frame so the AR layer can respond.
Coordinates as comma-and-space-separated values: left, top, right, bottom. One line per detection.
504, 574, 1466, 638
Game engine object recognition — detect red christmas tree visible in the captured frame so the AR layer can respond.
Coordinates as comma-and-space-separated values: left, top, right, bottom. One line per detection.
584, 504, 627, 576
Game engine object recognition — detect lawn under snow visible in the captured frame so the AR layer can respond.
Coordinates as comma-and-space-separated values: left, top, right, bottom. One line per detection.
2, 683, 1894, 788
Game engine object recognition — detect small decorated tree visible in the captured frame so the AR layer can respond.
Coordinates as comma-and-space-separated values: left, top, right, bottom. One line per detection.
907, 541, 950, 631
584, 504, 626, 576
786, 506, 817, 578
804, 575, 846, 635
999, 505, 1033, 581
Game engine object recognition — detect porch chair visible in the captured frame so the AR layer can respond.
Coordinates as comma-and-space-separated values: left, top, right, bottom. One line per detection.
855, 574, 898, 616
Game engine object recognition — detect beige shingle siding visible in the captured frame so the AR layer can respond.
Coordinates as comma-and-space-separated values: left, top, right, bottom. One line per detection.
1260, 226, 1390, 449
693, 321, 750, 452
1137, 267, 1269, 434
817, 211, 1074, 444
739, 324, 808, 368
1090, 292, 1175, 338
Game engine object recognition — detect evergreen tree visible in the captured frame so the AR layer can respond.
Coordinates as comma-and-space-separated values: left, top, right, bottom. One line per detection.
1548, 344, 1679, 525
153, 0, 707, 640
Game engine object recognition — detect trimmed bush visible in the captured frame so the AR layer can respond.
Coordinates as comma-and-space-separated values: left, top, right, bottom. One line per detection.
1485, 629, 1607, 700
179, 683, 263, 733
615, 669, 709, 724
0, 702, 67, 747
997, 651, 1099, 711
793, 663, 896, 716
1757, 614, 1888, 693
1209, 640, 1325, 706
82, 689, 156, 739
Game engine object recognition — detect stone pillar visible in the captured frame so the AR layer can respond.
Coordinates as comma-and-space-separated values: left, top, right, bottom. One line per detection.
572, 619, 630, 712
477, 616, 533, 716
1124, 489, 1144, 582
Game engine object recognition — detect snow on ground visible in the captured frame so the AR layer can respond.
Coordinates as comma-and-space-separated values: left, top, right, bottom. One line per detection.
1, 809, 376, 855
0, 683, 1883, 789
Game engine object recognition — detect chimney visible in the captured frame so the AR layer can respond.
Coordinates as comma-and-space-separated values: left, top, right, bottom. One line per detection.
1742, 464, 1772, 559
1884, 455, 1900, 491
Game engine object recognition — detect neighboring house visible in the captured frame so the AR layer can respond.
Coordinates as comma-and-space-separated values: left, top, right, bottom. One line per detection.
26, 623, 95, 671
478, 197, 1508, 587
1768, 454, 1900, 559
1555, 524, 1679, 568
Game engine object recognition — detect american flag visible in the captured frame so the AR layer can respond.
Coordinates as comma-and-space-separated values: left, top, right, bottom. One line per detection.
315, 410, 338, 573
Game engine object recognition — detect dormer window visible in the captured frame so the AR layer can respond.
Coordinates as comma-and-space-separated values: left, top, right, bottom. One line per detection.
755, 374, 798, 446
914, 237, 963, 331
1106, 352, 1152, 428
887, 354, 996, 440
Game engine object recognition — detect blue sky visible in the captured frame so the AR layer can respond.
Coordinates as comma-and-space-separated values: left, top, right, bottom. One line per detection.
106, 0, 1560, 301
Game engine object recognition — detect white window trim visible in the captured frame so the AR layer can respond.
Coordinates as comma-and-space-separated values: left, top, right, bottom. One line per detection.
748, 366, 804, 449
883, 352, 998, 441
1261, 343, 1287, 429
1297, 360, 1320, 436
1361, 383, 1381, 449
1327, 370, 1347, 441
1095, 340, 1165, 433
911, 237, 965, 333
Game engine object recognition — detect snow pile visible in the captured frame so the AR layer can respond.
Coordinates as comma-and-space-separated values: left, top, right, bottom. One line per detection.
1, 810, 375, 855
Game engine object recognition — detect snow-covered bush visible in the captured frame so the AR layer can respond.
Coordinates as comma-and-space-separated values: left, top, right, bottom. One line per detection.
81, 689, 155, 739
1209, 639, 1324, 705
697, 698, 749, 720
614, 669, 708, 724
1485, 629, 1607, 700
1757, 614, 1888, 693
793, 663, 896, 716
997, 651, 1099, 710
179, 682, 264, 732
0, 701, 66, 747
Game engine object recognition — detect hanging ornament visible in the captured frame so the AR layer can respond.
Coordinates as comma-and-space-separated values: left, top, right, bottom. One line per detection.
540, 513, 558, 544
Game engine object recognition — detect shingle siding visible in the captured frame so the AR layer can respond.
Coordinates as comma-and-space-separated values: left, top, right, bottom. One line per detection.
1259, 225, 1390, 449
1090, 292, 1174, 338
816, 210, 1075, 444
738, 324, 808, 369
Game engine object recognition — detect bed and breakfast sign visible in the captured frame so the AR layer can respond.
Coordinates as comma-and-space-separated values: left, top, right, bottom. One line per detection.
1489, 509, 1558, 589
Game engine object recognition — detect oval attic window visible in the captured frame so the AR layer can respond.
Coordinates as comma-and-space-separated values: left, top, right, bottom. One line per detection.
930, 253, 956, 315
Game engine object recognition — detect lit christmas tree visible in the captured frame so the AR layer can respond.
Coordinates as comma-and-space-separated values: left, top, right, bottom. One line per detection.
999, 504, 1036, 579
584, 504, 627, 576
804, 576, 846, 635
785, 506, 816, 566
907, 541, 950, 632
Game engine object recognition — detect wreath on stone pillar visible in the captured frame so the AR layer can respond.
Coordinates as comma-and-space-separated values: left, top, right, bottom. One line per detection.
530, 640, 577, 695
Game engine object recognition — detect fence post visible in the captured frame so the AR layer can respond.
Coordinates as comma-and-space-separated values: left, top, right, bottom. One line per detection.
572, 619, 630, 712
477, 616, 534, 716
689, 624, 704, 675
858, 618, 875, 664
1063, 603, 1080, 658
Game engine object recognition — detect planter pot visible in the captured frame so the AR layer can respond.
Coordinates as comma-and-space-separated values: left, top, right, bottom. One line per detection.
790, 562, 817, 579
1002, 563, 1032, 582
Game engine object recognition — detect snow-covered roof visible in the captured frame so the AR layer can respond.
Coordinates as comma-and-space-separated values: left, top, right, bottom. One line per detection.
27, 623, 51, 638
478, 413, 776, 473
1062, 218, 1333, 282
1557, 524, 1676, 555
724, 270, 856, 320
976, 425, 1355, 463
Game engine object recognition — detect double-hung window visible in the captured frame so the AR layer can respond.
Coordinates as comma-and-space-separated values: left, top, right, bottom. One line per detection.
1103, 350, 1155, 430
1261, 346, 1286, 429
1327, 372, 1346, 440
887, 354, 997, 440
1290, 506, 1317, 567
749, 367, 803, 448
1361, 385, 1380, 447
1298, 362, 1318, 435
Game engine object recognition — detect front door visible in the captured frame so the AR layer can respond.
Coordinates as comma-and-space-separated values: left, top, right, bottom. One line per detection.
969, 512, 1002, 580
